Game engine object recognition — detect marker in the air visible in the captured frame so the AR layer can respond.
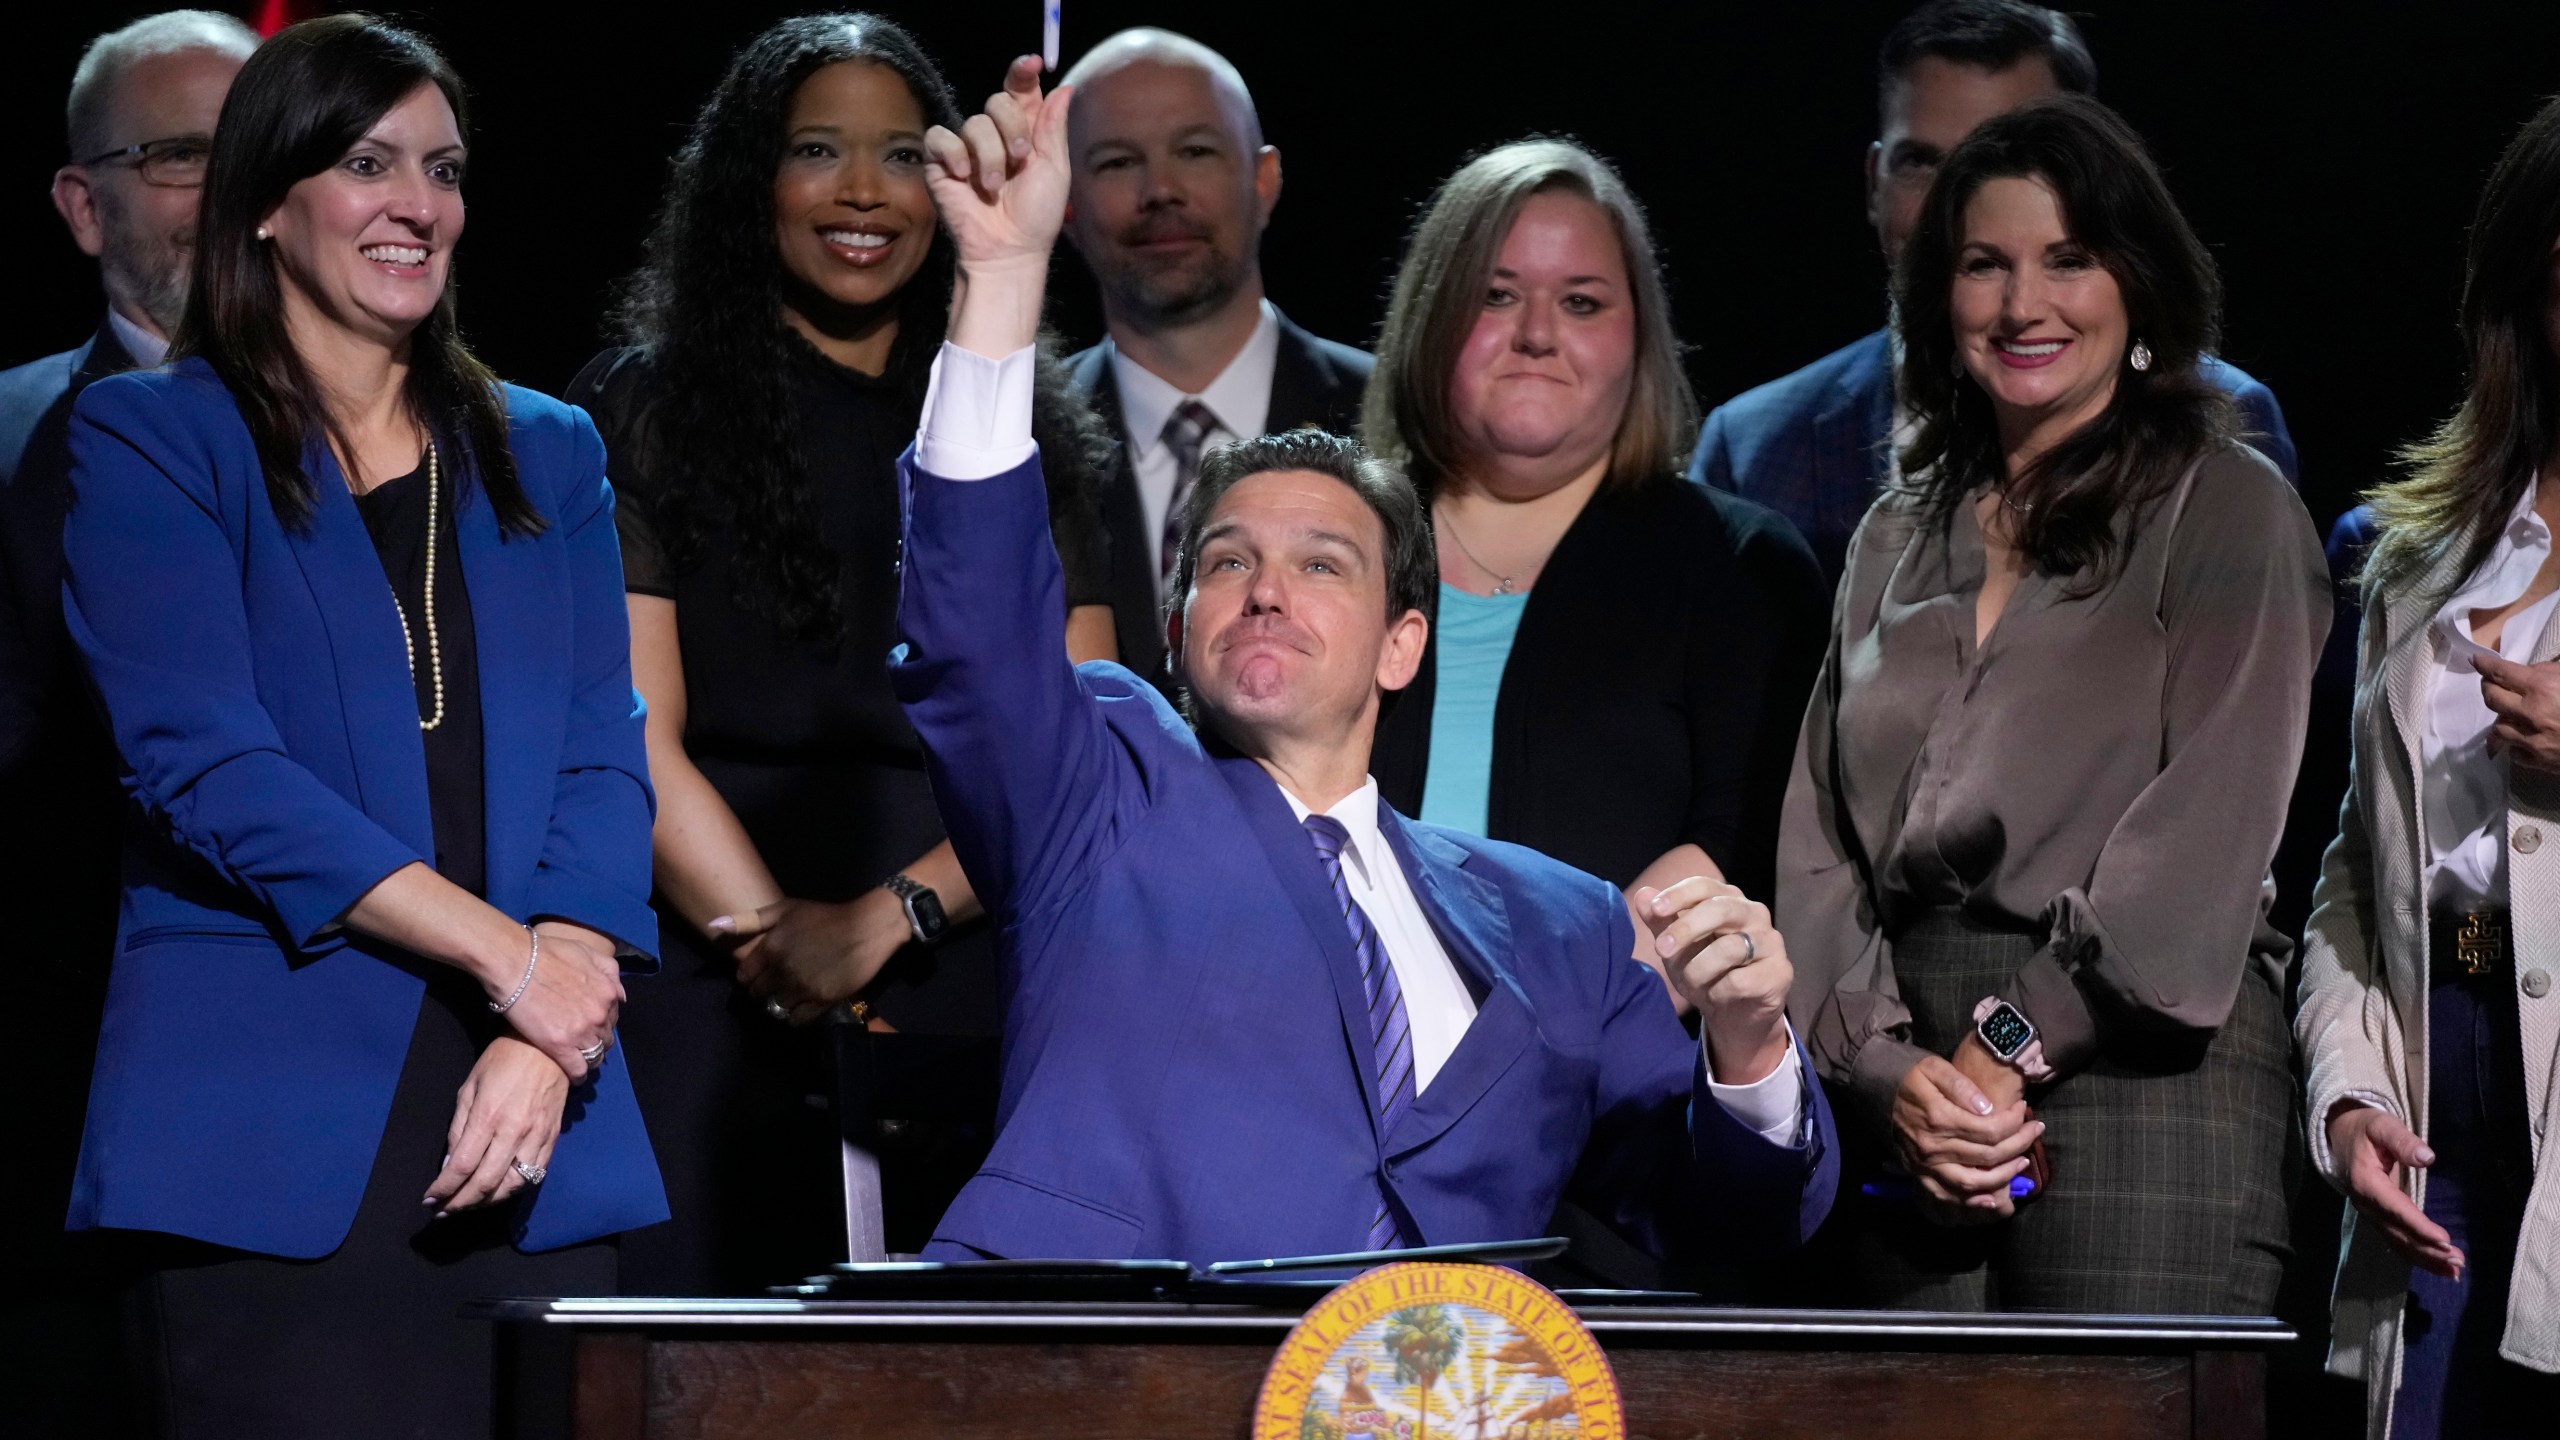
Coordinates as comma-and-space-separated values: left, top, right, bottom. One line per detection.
1043, 1, 1061, 71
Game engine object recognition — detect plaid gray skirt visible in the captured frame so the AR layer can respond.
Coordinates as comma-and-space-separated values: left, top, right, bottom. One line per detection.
1848, 908, 2294, 1315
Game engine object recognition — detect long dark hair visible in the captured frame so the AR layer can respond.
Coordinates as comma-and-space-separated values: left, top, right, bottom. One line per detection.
2364, 96, 2560, 602
614, 13, 1106, 642
177, 13, 539, 535
1894, 94, 2232, 585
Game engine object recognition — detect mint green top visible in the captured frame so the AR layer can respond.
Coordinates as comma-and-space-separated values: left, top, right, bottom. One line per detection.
1417, 583, 1531, 836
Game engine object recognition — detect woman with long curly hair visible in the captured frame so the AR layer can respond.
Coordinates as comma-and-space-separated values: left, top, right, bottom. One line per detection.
567, 13, 1115, 1290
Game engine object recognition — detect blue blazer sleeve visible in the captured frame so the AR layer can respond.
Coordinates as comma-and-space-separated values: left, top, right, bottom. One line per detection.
1572, 900, 1839, 1275
62, 376, 422, 947
522, 408, 658, 961
890, 450, 1145, 926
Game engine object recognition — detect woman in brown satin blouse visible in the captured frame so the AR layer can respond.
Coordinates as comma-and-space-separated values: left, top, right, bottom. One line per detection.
1778, 95, 2327, 1313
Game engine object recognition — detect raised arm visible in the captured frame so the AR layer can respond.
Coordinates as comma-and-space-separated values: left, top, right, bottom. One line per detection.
889, 59, 1138, 924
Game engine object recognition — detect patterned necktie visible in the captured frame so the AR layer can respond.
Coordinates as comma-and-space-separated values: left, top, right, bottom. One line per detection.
1159, 399, 1221, 583
1302, 813, 1416, 1251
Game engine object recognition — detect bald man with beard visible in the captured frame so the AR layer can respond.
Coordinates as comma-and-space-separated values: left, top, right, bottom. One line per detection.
1059, 28, 1374, 688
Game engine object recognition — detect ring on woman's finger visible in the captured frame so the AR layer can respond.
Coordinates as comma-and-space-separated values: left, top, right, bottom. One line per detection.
512, 1159, 547, 1185
578, 1036, 612, 1065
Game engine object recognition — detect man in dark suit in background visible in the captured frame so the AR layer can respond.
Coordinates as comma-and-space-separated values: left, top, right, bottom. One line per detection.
1690, 0, 2300, 589
1058, 28, 1374, 686
0, 11, 255, 1431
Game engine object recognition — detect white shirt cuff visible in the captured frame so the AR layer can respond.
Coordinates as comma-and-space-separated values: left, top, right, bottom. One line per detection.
915, 342, 1038, 481
1706, 1019, 1808, 1148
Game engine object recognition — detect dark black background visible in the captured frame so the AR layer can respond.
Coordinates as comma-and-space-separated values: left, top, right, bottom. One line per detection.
11, 1, 2560, 536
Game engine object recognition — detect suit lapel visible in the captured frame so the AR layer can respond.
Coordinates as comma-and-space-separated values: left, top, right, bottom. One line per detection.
1264, 310, 1362, 436
2380, 541, 2476, 868
1213, 755, 1389, 1131
284, 448, 434, 857
1374, 809, 1534, 1157
1080, 354, 1166, 681
74, 323, 134, 387
454, 459, 558, 916
1263, 313, 1325, 433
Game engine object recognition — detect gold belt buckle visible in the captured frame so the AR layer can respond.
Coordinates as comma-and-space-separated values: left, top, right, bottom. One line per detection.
2455, 911, 2504, 978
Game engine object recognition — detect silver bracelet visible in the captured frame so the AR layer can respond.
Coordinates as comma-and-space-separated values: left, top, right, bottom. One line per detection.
489, 925, 540, 1014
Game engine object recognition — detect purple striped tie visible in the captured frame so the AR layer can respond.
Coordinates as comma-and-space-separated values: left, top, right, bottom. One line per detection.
1303, 814, 1415, 1251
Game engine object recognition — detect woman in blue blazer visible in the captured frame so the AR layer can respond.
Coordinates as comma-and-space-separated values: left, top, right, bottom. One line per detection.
61, 18, 664, 1438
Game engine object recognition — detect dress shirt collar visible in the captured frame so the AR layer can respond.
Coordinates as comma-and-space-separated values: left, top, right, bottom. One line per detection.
106, 306, 168, 370
1106, 298, 1281, 459
1278, 774, 1389, 887
2437, 475, 2552, 653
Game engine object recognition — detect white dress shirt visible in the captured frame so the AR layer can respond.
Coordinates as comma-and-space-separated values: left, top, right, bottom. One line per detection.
1106, 299, 1282, 603
2422, 477, 2560, 912
1280, 778, 1481, 1090
106, 307, 168, 369
917, 341, 1807, 1142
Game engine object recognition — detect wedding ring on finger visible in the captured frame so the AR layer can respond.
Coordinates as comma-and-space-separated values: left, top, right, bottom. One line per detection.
1735, 931, 1757, 964
512, 1159, 547, 1186
578, 1037, 612, 1066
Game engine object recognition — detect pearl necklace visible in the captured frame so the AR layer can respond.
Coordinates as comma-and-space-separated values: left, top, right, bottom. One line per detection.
389, 442, 446, 731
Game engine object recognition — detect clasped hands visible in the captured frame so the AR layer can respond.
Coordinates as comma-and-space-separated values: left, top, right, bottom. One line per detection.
1890, 1032, 2044, 1225
711, 890, 911, 1026
427, 918, 625, 1215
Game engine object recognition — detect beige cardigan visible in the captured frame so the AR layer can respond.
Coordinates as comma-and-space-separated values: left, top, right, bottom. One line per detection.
2297, 537, 2560, 1438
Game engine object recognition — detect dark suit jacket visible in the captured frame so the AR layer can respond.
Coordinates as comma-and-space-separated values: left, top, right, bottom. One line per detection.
1373, 478, 1826, 905
2271, 505, 2375, 946
1066, 309, 1373, 684
64, 359, 666, 1257
0, 322, 133, 1276
1, 322, 130, 784
891, 447, 1837, 1273
1689, 327, 2302, 589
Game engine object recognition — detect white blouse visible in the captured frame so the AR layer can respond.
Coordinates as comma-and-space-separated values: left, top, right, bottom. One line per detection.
2422, 477, 2560, 912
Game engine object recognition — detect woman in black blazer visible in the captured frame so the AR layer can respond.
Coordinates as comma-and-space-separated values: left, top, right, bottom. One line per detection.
1366, 139, 1825, 957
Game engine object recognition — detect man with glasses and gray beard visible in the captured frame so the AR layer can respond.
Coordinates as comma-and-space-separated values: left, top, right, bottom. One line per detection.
0, 11, 255, 1431
1058, 28, 1375, 689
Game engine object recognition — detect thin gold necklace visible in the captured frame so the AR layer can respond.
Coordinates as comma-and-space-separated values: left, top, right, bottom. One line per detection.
1437, 506, 1523, 596
386, 441, 446, 731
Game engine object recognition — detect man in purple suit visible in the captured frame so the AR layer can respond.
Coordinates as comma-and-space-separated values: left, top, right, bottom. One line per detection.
818, 59, 1842, 1278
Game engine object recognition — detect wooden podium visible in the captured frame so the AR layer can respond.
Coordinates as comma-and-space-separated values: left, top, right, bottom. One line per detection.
469, 1296, 2290, 1440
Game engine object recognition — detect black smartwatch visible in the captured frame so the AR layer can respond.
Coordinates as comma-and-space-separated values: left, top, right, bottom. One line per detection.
883, 873, 946, 946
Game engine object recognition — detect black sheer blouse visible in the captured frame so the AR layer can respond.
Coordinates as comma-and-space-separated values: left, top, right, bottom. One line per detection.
568, 341, 1108, 1032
